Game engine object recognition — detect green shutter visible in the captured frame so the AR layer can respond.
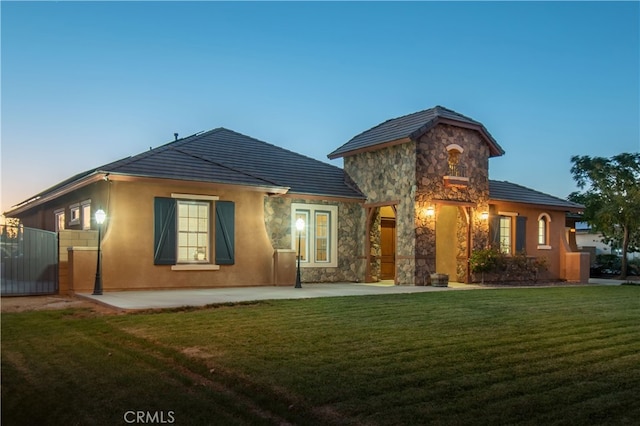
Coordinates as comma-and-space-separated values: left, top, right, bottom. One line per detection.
489, 215, 500, 249
154, 197, 177, 265
215, 201, 235, 265
516, 216, 527, 253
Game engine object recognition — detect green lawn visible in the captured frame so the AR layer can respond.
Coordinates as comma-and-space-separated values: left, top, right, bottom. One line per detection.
2, 286, 639, 425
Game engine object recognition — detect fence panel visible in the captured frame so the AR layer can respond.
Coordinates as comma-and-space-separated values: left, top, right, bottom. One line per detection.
1, 225, 58, 296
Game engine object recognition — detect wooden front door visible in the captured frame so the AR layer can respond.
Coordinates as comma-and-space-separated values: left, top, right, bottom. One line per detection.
381, 218, 396, 280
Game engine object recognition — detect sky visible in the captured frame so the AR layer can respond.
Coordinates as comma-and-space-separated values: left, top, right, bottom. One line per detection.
2, 1, 639, 214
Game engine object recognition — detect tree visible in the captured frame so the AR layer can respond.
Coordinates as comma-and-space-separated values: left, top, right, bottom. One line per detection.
569, 153, 640, 279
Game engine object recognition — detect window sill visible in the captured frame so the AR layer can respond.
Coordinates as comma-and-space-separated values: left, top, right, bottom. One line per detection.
171, 264, 221, 271
443, 175, 469, 188
537, 245, 552, 250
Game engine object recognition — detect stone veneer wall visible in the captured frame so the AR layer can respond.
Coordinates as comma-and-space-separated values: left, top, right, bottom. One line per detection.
263, 196, 363, 282
344, 143, 417, 285
415, 124, 491, 282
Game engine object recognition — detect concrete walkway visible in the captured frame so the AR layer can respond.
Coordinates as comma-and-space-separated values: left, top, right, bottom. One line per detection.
77, 279, 627, 311
77, 282, 480, 311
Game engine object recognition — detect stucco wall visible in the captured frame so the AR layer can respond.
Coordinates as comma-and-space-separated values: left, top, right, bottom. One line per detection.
488, 200, 571, 281
96, 179, 276, 290
264, 196, 363, 282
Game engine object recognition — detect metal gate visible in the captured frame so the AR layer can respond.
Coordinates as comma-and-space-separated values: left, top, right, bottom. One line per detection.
1, 225, 59, 296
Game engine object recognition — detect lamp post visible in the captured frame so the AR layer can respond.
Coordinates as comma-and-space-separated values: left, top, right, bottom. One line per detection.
92, 209, 106, 295
295, 218, 304, 289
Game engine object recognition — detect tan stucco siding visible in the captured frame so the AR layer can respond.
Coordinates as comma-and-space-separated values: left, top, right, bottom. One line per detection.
98, 179, 275, 290
489, 201, 571, 280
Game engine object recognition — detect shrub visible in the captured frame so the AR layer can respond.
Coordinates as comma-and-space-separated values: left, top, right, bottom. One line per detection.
470, 248, 548, 284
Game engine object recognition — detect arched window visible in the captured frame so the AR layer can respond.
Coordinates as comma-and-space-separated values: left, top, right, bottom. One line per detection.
537, 213, 551, 248
445, 144, 464, 177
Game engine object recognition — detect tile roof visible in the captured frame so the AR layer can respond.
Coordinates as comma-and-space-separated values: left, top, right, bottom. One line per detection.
489, 180, 584, 211
9, 128, 365, 211
103, 128, 365, 199
328, 105, 505, 159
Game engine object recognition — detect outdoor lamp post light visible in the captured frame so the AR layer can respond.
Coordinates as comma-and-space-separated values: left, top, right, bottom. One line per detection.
92, 209, 106, 295
295, 217, 304, 289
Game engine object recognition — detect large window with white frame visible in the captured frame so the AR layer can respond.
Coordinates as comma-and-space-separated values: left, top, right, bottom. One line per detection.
291, 203, 338, 267
177, 200, 210, 263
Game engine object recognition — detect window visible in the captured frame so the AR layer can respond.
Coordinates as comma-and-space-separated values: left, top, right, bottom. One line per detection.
55, 209, 65, 231
81, 201, 91, 230
154, 194, 234, 270
292, 203, 338, 267
537, 213, 551, 249
499, 216, 512, 254
491, 212, 526, 254
69, 203, 80, 226
177, 200, 210, 263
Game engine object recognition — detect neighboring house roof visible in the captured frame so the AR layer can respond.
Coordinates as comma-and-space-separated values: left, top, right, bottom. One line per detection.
8, 128, 365, 214
489, 180, 584, 211
328, 105, 505, 159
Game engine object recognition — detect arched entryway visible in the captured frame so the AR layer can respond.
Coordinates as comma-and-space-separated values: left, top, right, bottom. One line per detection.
435, 204, 471, 283
364, 202, 398, 284
380, 206, 396, 281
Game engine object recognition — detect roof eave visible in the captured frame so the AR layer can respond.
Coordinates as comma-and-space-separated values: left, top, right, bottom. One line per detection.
327, 137, 411, 160
5, 171, 104, 217
489, 197, 584, 213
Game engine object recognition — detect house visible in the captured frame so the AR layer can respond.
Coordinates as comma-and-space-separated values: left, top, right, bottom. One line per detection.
5, 106, 587, 293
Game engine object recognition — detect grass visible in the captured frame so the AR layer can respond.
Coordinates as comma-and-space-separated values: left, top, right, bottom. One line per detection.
2, 286, 639, 425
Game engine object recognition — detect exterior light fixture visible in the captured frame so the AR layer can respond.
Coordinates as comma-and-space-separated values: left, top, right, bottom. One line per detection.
92, 209, 106, 295
480, 211, 489, 220
295, 218, 305, 288
426, 206, 435, 217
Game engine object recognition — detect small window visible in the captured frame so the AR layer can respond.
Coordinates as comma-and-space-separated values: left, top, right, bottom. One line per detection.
81, 201, 91, 230
537, 213, 552, 249
55, 210, 65, 231
499, 216, 512, 254
69, 204, 80, 225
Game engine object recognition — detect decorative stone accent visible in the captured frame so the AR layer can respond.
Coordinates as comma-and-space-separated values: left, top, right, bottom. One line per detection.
414, 124, 492, 283
344, 143, 417, 285
263, 196, 363, 283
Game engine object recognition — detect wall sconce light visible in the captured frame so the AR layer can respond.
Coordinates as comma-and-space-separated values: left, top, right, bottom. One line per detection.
426, 206, 435, 217
480, 211, 489, 220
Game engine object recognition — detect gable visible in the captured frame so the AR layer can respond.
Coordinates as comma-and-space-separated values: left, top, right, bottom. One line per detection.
328, 106, 505, 159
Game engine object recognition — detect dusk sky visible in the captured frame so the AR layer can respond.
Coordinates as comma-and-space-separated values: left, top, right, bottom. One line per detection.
2, 1, 639, 214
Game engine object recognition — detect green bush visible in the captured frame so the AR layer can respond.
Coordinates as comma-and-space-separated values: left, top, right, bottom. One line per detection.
470, 248, 548, 284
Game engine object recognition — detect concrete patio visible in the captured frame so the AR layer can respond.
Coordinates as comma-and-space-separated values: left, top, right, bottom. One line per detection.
77, 282, 480, 311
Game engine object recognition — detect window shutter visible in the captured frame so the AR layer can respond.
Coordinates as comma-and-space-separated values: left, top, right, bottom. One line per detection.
215, 201, 235, 265
154, 197, 177, 265
489, 216, 500, 249
516, 216, 527, 253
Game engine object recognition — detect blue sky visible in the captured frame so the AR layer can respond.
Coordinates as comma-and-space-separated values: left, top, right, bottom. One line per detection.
2, 1, 639, 213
